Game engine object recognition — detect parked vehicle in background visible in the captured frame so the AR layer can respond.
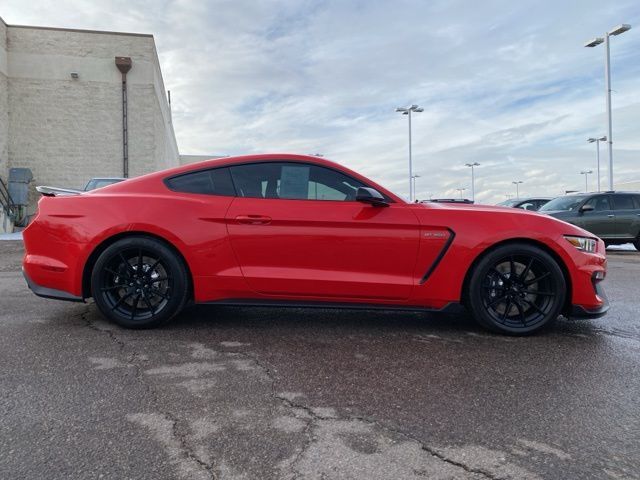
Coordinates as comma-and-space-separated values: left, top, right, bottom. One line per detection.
84, 178, 126, 191
540, 192, 640, 251
497, 198, 551, 211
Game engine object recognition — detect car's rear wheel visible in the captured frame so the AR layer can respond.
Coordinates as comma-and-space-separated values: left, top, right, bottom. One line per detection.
634, 236, 640, 252
91, 236, 189, 328
467, 243, 566, 335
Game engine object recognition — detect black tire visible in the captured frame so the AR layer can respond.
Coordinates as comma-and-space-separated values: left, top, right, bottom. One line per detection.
634, 236, 640, 252
467, 243, 566, 335
91, 236, 189, 329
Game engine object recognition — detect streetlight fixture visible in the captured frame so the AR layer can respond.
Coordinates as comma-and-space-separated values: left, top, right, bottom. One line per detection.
512, 181, 523, 199
464, 162, 480, 201
584, 24, 632, 191
580, 170, 593, 192
587, 136, 607, 192
456, 187, 466, 199
396, 104, 423, 201
411, 174, 421, 201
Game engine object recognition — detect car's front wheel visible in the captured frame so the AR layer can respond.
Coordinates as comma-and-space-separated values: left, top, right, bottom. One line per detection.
467, 243, 566, 335
91, 236, 189, 328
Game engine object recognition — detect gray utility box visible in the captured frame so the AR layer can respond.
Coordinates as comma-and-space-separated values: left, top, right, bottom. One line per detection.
8, 168, 33, 206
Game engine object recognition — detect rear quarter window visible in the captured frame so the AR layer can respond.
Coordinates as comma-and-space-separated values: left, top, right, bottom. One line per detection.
165, 168, 236, 196
613, 194, 635, 210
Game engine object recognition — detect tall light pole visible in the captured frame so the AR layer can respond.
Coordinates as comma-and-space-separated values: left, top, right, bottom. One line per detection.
512, 181, 523, 199
587, 136, 607, 192
580, 170, 593, 192
585, 24, 631, 191
396, 104, 423, 201
465, 162, 480, 201
456, 188, 466, 199
411, 174, 421, 201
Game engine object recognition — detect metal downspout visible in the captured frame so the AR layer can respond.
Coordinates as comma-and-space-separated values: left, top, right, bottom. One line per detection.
115, 57, 132, 178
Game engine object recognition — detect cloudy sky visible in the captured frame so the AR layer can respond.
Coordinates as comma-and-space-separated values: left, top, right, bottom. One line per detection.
3, 0, 639, 203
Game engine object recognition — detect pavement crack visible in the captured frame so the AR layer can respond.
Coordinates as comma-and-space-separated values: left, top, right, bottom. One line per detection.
418, 445, 502, 480
167, 412, 218, 480
347, 412, 502, 480
234, 349, 506, 479
81, 310, 218, 479
234, 351, 320, 479
80, 306, 126, 352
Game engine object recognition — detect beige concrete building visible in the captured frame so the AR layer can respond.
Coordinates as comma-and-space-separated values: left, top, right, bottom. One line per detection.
0, 16, 180, 228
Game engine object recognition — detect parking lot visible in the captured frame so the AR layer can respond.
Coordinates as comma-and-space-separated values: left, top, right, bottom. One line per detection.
1, 240, 639, 479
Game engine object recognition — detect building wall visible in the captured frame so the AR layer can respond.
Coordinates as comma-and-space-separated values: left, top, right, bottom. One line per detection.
0, 18, 8, 182
2, 21, 178, 196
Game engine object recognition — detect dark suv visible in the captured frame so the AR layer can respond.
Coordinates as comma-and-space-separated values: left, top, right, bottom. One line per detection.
539, 192, 640, 250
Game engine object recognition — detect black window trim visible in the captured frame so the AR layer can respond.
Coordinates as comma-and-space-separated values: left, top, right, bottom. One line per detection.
163, 166, 236, 197
164, 160, 395, 203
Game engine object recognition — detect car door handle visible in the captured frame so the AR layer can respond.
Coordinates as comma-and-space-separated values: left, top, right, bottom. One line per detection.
607, 214, 615, 218
235, 215, 272, 225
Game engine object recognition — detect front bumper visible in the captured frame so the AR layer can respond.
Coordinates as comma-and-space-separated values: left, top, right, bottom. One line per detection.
569, 275, 609, 319
23, 268, 84, 302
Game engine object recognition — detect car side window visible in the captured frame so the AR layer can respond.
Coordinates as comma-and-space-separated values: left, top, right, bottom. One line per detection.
633, 195, 640, 209
165, 167, 236, 196
583, 196, 611, 211
613, 194, 635, 210
229, 162, 368, 201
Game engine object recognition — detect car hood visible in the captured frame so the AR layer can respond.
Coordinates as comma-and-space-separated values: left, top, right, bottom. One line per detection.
412, 202, 594, 239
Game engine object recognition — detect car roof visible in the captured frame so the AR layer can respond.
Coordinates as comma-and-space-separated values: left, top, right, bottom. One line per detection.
95, 153, 406, 203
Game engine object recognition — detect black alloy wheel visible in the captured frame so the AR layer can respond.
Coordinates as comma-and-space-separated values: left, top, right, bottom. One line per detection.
468, 243, 566, 335
91, 236, 189, 328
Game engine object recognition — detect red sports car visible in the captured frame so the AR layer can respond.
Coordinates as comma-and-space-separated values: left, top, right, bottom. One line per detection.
23, 154, 608, 335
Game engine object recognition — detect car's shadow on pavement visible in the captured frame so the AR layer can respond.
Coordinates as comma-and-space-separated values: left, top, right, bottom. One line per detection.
164, 304, 613, 342
172, 304, 479, 332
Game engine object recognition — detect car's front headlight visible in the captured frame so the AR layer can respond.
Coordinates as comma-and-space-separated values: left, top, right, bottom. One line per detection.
564, 235, 597, 253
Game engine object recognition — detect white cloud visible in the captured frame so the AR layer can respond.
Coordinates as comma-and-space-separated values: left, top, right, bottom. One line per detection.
2, 0, 639, 203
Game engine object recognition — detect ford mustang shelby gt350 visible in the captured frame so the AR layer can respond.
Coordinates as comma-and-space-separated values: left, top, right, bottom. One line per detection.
23, 154, 608, 334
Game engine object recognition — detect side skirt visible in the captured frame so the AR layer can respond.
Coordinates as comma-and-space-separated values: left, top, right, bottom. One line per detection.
201, 298, 466, 315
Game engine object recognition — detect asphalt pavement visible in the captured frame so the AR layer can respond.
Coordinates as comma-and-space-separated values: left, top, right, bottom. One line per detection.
1, 240, 639, 479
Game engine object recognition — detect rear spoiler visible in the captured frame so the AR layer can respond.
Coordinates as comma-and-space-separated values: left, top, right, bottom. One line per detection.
36, 186, 83, 197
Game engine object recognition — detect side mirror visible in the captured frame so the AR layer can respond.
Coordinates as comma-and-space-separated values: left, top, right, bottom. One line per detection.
356, 187, 388, 207
580, 204, 594, 213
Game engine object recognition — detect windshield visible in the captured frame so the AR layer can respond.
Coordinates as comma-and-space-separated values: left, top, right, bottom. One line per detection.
539, 195, 587, 212
496, 199, 519, 207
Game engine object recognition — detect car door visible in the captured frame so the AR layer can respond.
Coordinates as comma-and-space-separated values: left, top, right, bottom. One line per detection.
225, 161, 421, 301
573, 195, 615, 238
612, 194, 640, 239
